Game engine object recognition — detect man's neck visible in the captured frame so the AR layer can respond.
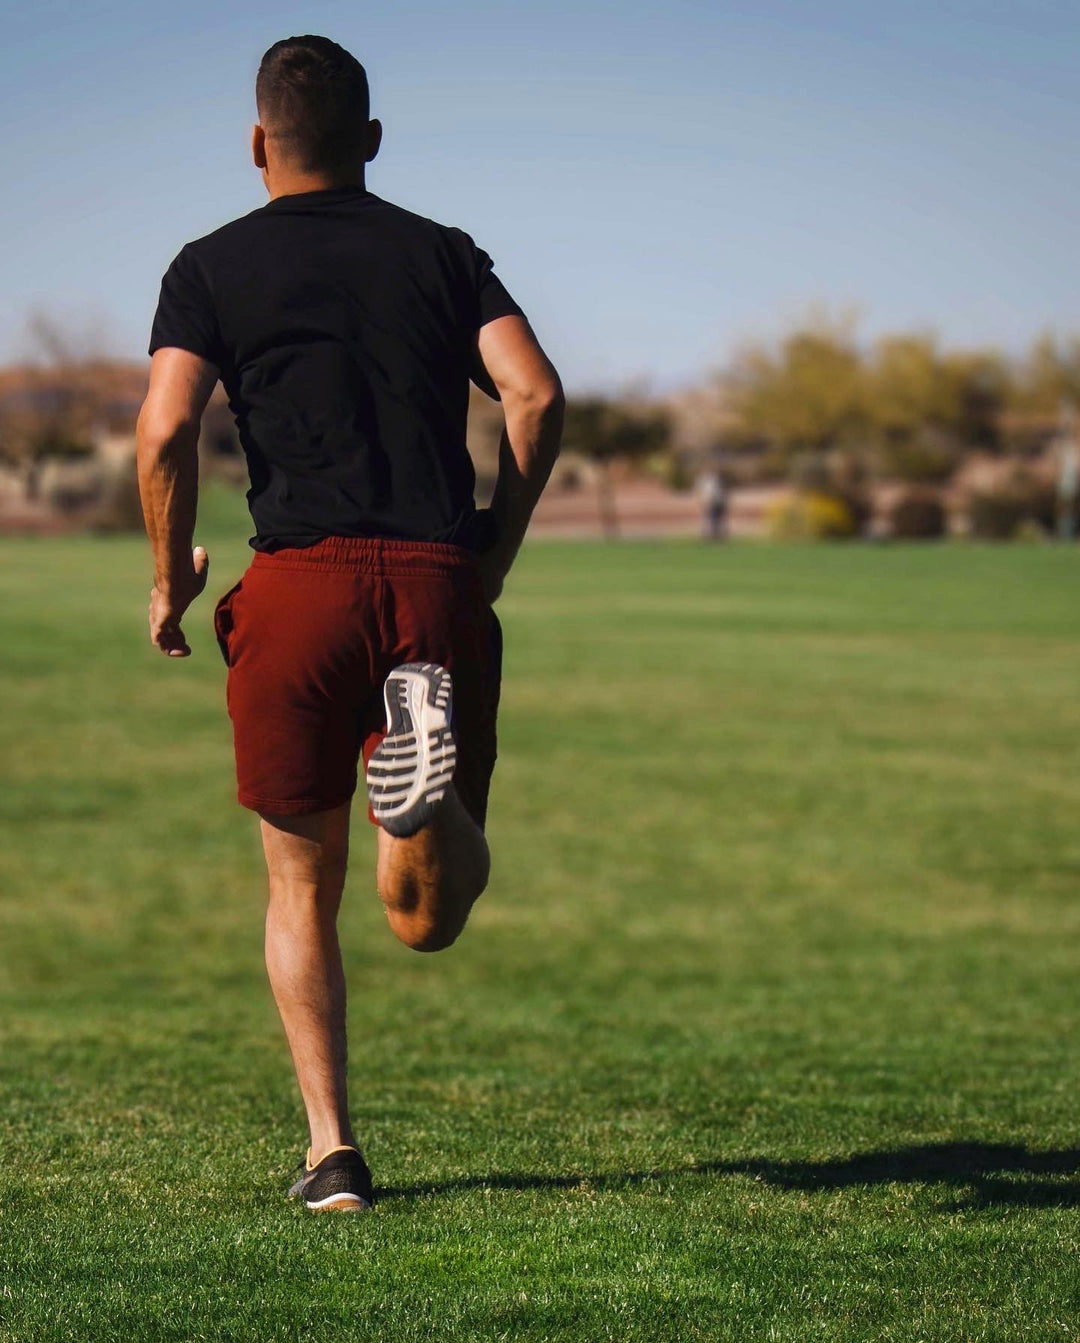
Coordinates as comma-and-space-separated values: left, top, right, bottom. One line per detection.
267, 171, 366, 201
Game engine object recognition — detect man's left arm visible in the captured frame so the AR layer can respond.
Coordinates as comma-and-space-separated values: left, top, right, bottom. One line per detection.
136, 347, 219, 657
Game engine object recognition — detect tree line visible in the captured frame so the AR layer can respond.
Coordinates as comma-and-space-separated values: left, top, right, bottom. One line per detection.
723, 319, 1080, 479
4, 315, 1079, 495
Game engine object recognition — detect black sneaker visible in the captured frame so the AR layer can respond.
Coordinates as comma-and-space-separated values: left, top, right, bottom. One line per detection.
287, 1145, 375, 1212
366, 663, 456, 838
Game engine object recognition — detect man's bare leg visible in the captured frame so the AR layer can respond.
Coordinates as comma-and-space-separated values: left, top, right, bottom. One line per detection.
376, 785, 490, 952
261, 802, 358, 1161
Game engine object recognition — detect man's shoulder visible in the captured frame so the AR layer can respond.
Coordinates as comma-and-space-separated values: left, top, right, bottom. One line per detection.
178, 206, 275, 263
178, 194, 481, 265
364, 196, 482, 257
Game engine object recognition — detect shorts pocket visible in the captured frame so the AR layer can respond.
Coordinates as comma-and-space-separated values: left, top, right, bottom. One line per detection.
213, 579, 243, 667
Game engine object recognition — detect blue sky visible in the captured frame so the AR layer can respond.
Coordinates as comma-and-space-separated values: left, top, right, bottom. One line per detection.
2, 0, 1077, 391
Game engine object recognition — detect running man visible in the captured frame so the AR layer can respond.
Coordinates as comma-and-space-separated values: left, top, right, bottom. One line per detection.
136, 35, 564, 1212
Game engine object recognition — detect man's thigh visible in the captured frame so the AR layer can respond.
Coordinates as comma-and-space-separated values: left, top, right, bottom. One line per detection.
216, 565, 378, 816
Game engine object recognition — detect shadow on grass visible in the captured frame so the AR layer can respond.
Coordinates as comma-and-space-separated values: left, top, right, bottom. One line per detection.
380, 1143, 1080, 1210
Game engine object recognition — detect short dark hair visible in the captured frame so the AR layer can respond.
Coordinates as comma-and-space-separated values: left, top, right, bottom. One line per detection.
256, 35, 370, 173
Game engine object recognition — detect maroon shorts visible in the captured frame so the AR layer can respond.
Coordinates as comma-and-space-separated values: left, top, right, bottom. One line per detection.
212, 536, 502, 827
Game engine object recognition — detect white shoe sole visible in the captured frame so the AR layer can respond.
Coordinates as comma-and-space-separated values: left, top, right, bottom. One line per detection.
306, 1192, 370, 1212
366, 663, 456, 838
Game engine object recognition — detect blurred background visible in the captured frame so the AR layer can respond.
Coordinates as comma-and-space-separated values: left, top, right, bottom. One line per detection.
3, 4, 1080, 1338
3, 0, 1080, 543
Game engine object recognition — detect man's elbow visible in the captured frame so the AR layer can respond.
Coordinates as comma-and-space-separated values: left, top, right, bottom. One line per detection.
505, 373, 564, 423
536, 371, 565, 415
135, 404, 201, 463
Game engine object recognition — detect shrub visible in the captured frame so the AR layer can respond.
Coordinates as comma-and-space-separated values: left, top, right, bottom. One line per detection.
766, 491, 857, 540
889, 490, 947, 539
1013, 518, 1051, 543
969, 490, 1025, 539
833, 486, 872, 535
969, 474, 1056, 540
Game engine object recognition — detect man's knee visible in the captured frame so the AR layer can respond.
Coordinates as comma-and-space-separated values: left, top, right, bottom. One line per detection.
385, 906, 466, 953
267, 854, 349, 911
261, 805, 351, 909
378, 867, 487, 952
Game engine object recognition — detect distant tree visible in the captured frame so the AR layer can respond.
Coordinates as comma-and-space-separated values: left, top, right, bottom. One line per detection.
728, 316, 865, 458
561, 395, 671, 537
865, 334, 958, 480
722, 316, 1020, 481
939, 349, 1010, 451
0, 312, 112, 498
868, 334, 946, 440
863, 335, 1008, 463
1012, 332, 1080, 415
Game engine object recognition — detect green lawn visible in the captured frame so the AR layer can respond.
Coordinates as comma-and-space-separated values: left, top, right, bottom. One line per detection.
2, 493, 1080, 1341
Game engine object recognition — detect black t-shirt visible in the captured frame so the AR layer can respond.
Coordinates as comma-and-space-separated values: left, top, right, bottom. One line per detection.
148, 186, 524, 551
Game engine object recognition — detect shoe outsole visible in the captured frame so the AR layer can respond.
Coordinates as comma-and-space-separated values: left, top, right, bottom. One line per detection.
306, 1192, 371, 1212
366, 663, 456, 838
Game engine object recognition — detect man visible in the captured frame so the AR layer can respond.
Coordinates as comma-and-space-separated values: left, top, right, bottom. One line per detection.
699, 465, 727, 542
136, 35, 563, 1213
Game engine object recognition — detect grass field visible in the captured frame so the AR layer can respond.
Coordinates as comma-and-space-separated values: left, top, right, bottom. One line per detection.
2, 489, 1080, 1341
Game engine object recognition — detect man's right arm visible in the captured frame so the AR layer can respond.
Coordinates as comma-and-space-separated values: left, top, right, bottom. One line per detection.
474, 315, 564, 603
136, 347, 218, 656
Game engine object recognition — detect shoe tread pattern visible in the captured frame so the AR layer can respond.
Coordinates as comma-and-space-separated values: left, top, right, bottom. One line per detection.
367, 663, 456, 837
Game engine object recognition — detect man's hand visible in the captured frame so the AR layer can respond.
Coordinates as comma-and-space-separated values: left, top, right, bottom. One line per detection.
148, 546, 210, 657
475, 547, 508, 605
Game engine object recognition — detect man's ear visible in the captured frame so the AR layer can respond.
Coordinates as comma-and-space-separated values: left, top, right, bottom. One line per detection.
252, 123, 268, 170
365, 119, 383, 165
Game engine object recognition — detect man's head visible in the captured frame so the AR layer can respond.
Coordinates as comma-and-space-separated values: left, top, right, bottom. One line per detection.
253, 35, 381, 189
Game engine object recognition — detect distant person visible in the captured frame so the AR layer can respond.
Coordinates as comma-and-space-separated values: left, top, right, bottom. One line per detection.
136, 36, 564, 1211
700, 466, 728, 541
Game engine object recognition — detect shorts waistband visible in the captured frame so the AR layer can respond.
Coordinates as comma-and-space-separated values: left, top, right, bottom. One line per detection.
250, 535, 480, 577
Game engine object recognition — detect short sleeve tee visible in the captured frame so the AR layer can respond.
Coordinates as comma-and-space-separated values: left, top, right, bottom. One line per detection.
148, 187, 525, 551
